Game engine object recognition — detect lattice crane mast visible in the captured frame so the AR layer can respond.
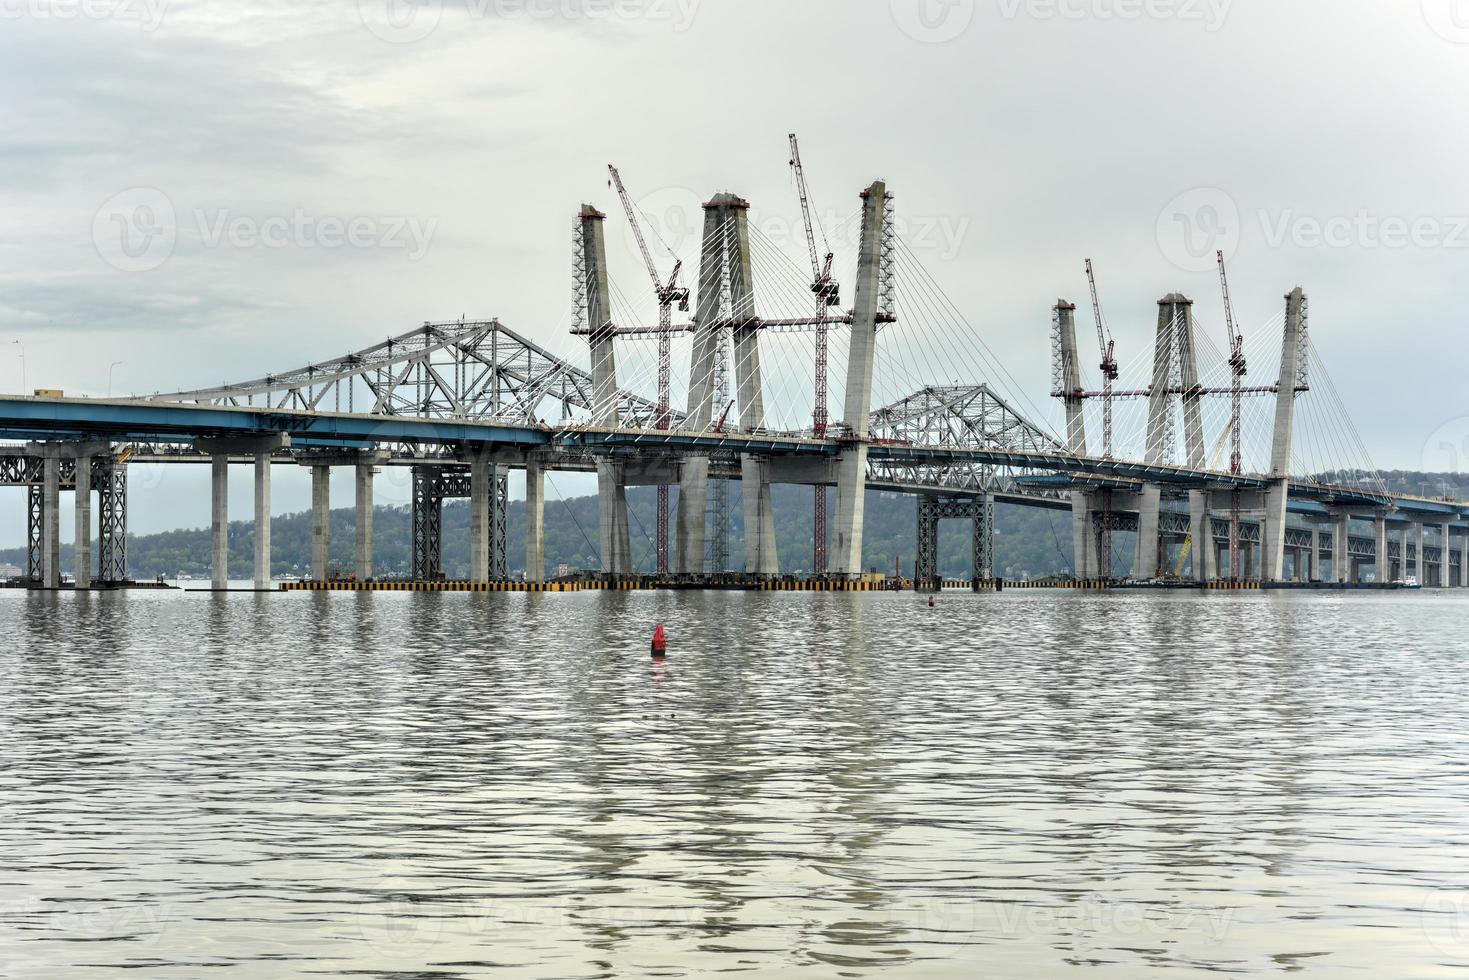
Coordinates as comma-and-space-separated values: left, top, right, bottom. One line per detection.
789, 134, 840, 574
608, 163, 689, 575
1217, 249, 1248, 580
1084, 259, 1119, 580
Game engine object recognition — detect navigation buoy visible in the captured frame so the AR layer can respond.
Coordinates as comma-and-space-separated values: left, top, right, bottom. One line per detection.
927, 595, 935, 607
651, 624, 667, 658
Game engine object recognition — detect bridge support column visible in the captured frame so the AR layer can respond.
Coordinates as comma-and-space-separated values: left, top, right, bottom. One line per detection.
1188, 491, 1214, 583
975, 493, 995, 581
1399, 526, 1411, 581
41, 453, 60, 590
742, 458, 778, 576
1410, 525, 1421, 587
1374, 513, 1389, 584
1260, 480, 1289, 582
311, 465, 331, 581
1071, 491, 1097, 580
596, 460, 632, 580
412, 466, 443, 581
1310, 525, 1322, 582
354, 462, 375, 582
211, 454, 229, 590
676, 458, 708, 575
1133, 484, 1161, 579
1334, 514, 1350, 583
525, 460, 545, 582
1461, 531, 1468, 588
916, 496, 939, 590
1442, 522, 1453, 587
97, 456, 127, 585
253, 454, 272, 590
73, 453, 92, 590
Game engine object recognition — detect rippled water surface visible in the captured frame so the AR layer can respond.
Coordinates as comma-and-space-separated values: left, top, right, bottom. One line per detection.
3, 588, 1469, 978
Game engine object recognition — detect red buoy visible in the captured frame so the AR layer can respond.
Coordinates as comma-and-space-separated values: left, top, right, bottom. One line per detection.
651, 624, 667, 658
927, 596, 935, 607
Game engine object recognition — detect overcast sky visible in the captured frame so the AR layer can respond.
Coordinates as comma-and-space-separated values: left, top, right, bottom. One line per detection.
4, 0, 1469, 544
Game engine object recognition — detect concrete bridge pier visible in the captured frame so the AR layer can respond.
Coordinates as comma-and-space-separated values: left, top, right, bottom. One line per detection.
1188, 491, 1214, 583
1374, 512, 1390, 583
525, 459, 545, 582
1334, 513, 1351, 583
41, 451, 61, 589
1311, 525, 1322, 582
596, 460, 632, 581
1070, 491, 1097, 579
742, 458, 778, 575
197, 435, 289, 589
1415, 522, 1426, 584
354, 462, 372, 582
310, 465, 330, 581
1133, 485, 1161, 579
1442, 522, 1453, 586
73, 450, 91, 590
468, 451, 510, 584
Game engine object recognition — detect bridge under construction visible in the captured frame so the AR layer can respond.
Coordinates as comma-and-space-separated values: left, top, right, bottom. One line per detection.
5, 143, 1465, 593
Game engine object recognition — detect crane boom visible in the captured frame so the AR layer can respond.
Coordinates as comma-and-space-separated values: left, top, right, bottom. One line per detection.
1216, 249, 1248, 580
608, 164, 662, 295
606, 163, 688, 575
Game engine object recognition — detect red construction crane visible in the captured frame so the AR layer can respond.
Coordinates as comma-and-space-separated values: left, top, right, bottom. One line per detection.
1085, 258, 1119, 579
789, 134, 839, 574
608, 164, 689, 575
1216, 249, 1247, 580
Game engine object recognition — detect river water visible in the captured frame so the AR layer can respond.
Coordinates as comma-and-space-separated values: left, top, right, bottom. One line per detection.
2, 588, 1467, 978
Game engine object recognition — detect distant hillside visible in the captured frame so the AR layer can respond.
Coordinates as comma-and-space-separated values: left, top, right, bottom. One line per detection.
0, 486, 1082, 580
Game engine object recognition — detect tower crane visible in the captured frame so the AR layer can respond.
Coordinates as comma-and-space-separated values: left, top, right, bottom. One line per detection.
788, 134, 839, 574
1085, 258, 1119, 579
1217, 249, 1247, 580
608, 163, 689, 575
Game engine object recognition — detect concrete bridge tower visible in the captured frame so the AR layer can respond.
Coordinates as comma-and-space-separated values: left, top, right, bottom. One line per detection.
576, 204, 632, 578
677, 193, 768, 574
831, 181, 891, 576
1053, 300, 1099, 579
1261, 287, 1307, 581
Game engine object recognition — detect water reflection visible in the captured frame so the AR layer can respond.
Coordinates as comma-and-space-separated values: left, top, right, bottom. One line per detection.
1, 589, 1467, 977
